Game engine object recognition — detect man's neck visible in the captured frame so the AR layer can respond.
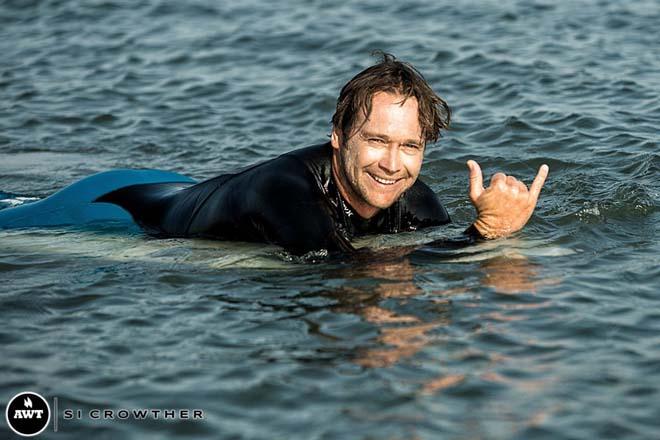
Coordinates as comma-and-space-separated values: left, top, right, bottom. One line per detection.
330, 152, 379, 220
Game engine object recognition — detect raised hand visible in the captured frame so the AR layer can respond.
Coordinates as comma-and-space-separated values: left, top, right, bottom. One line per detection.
467, 160, 549, 239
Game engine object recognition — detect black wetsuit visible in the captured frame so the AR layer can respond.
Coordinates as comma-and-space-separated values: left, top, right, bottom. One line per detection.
96, 142, 456, 254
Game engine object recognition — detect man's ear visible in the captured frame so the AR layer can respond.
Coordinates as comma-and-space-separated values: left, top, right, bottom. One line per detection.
330, 129, 341, 150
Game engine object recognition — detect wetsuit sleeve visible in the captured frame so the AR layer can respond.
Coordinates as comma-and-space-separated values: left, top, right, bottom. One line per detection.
400, 179, 451, 229
401, 179, 485, 250
421, 224, 484, 250
246, 172, 354, 255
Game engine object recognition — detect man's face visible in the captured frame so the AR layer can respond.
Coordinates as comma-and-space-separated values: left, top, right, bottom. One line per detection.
331, 91, 425, 218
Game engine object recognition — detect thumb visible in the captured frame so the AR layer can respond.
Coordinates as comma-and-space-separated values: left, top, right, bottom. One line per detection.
467, 160, 484, 202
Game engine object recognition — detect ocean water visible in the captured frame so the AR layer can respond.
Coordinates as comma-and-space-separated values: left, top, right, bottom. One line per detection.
1, 0, 659, 439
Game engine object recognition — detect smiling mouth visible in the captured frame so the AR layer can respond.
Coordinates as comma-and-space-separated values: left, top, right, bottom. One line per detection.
368, 173, 400, 186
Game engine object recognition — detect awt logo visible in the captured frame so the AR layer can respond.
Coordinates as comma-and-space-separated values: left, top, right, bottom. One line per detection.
5, 392, 51, 437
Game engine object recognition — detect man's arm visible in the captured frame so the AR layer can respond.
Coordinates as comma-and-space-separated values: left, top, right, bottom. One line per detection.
394, 179, 481, 250
418, 162, 548, 251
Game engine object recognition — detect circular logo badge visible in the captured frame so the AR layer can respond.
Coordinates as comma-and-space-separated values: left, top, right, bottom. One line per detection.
5, 392, 50, 437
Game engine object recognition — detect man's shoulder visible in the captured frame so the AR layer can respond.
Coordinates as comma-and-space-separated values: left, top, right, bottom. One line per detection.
256, 141, 333, 193
248, 143, 331, 202
281, 141, 332, 173
399, 178, 451, 226
234, 142, 326, 182
247, 142, 332, 181
283, 141, 332, 159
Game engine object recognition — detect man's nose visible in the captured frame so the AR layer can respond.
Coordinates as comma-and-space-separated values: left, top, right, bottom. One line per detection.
379, 145, 402, 174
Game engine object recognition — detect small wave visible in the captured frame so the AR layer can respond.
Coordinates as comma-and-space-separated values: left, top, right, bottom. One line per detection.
0, 196, 39, 209
432, 49, 456, 62
277, 249, 330, 264
621, 152, 659, 180
465, 115, 555, 144
573, 181, 657, 222
91, 113, 118, 124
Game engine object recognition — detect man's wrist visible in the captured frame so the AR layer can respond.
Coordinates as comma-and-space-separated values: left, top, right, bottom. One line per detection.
469, 219, 512, 239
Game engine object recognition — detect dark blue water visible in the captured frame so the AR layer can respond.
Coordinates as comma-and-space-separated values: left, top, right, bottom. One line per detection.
1, 0, 659, 438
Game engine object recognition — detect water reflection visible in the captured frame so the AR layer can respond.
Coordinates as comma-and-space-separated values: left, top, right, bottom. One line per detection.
480, 254, 560, 295
480, 255, 541, 294
308, 247, 555, 370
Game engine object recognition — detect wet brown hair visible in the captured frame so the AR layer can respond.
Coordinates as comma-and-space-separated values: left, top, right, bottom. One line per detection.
331, 51, 451, 145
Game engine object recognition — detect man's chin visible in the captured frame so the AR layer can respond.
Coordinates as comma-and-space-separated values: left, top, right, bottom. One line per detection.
366, 196, 400, 210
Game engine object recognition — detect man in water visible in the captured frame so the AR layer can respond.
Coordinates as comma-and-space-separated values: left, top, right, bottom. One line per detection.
0, 53, 548, 255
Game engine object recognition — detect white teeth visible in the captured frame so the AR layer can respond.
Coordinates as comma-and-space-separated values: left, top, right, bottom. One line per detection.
370, 174, 397, 185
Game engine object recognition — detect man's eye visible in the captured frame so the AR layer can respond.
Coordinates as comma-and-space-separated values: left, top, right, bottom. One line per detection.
404, 144, 421, 149
369, 138, 385, 143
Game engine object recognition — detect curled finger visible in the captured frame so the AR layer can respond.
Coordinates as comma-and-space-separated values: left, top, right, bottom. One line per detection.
490, 172, 507, 188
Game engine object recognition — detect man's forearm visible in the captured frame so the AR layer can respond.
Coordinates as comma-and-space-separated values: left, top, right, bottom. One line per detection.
421, 224, 485, 250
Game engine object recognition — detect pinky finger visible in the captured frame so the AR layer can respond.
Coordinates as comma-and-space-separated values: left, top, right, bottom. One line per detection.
529, 164, 549, 202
